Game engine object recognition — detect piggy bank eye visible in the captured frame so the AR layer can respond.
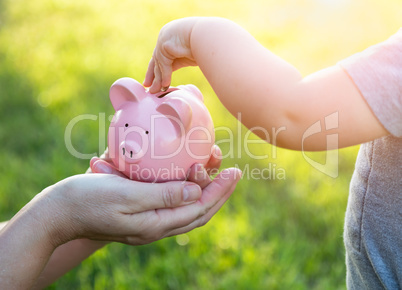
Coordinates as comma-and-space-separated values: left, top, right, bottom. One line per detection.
125, 123, 129, 127
145, 130, 149, 134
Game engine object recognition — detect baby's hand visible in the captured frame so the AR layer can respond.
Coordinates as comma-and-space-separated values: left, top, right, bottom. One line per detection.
144, 17, 200, 93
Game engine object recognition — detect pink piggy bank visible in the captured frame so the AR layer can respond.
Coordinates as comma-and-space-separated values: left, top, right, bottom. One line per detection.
107, 77, 215, 182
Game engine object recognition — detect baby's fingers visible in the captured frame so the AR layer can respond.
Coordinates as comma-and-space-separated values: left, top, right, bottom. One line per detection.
144, 57, 156, 87
148, 58, 171, 93
187, 163, 212, 189
149, 59, 163, 93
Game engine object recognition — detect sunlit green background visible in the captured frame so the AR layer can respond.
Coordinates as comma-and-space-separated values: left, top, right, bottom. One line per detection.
0, 0, 400, 288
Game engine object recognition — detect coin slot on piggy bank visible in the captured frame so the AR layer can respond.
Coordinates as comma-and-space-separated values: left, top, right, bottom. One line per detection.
157, 88, 179, 98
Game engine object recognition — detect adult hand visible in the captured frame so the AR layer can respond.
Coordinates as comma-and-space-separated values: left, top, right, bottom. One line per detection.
47, 146, 240, 246
83, 145, 237, 243
34, 146, 226, 290
0, 143, 236, 290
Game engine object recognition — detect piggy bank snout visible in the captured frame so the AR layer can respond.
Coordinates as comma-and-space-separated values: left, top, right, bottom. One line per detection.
119, 140, 144, 163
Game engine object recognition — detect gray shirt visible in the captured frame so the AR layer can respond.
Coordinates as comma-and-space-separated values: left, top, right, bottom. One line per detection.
339, 29, 402, 289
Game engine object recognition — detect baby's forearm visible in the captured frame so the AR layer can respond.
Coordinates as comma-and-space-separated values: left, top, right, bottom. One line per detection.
189, 18, 386, 150
190, 17, 303, 148
147, 17, 386, 149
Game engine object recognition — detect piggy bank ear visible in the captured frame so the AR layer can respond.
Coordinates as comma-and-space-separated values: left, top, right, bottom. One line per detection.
177, 84, 204, 103
156, 97, 193, 134
110, 78, 146, 110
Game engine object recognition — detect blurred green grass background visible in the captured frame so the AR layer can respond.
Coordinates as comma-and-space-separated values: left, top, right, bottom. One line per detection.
0, 0, 400, 289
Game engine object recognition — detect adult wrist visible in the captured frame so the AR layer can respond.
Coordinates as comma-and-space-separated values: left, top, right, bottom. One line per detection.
0, 189, 64, 266
33, 181, 78, 247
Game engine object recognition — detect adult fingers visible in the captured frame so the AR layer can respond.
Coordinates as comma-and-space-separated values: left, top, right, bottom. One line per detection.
90, 157, 126, 178
88, 169, 240, 245
150, 168, 241, 232
186, 145, 223, 188
186, 163, 212, 189
99, 147, 111, 161
167, 168, 241, 237
204, 145, 223, 175
114, 178, 203, 213
166, 181, 238, 237
188, 167, 241, 218
86, 149, 111, 174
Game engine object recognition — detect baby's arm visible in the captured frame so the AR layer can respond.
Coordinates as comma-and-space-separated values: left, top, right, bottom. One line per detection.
145, 17, 388, 151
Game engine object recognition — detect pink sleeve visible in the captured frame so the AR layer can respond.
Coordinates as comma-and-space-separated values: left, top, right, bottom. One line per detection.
338, 29, 402, 137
